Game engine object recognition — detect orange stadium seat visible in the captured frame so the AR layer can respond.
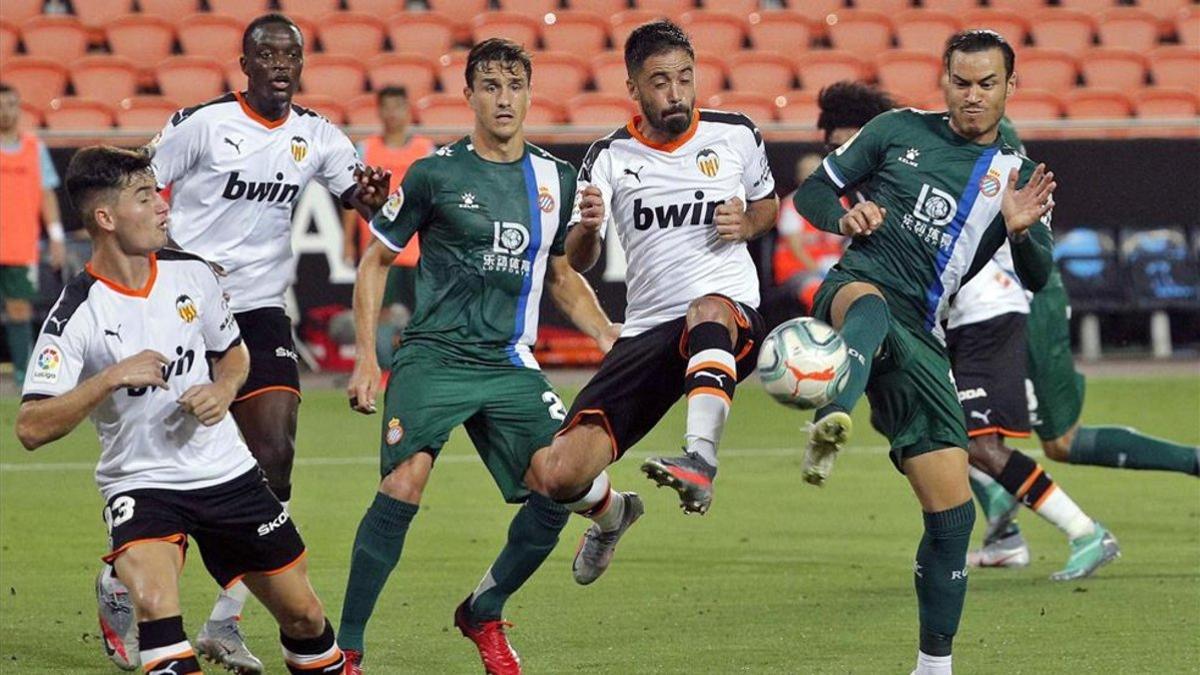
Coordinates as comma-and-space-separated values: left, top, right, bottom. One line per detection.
1081, 48, 1148, 90
541, 11, 610, 61
680, 11, 748, 53
44, 98, 115, 130
415, 93, 475, 127
499, 0, 559, 22
637, 0, 696, 18
1016, 48, 1079, 91
0, 20, 17, 58
728, 52, 795, 96
1096, 8, 1159, 52
291, 16, 317, 51
796, 50, 869, 92
987, 0, 1049, 11
206, 0, 271, 25
1, 58, 69, 109
570, 0, 628, 16
302, 54, 367, 100
115, 96, 179, 131
19, 16, 89, 65
427, 0, 489, 14
471, 12, 541, 50
0, 0, 45, 24
854, 0, 916, 13
156, 56, 227, 103
1179, 7, 1200, 46
695, 52, 730, 93
293, 94, 346, 123
747, 11, 814, 55
344, 93, 378, 127
705, 92, 778, 123
71, 56, 139, 108
611, 11, 660, 50
1148, 46, 1200, 89
178, 14, 242, 61
136, 0, 198, 24
826, 10, 895, 60
590, 51, 629, 95
920, 0, 982, 11
775, 89, 820, 125
318, 13, 386, 61
526, 97, 566, 125
704, 0, 762, 16
566, 92, 636, 127
1135, 0, 1191, 20
1028, 9, 1096, 56
436, 51, 469, 92
367, 53, 438, 102
893, 11, 961, 57
1063, 88, 1133, 119
788, 0, 844, 27
1004, 88, 1063, 122
960, 10, 1029, 47
1132, 87, 1198, 118
19, 103, 42, 129
224, 57, 245, 91
106, 15, 176, 64
1059, 0, 1118, 11
875, 51, 941, 99
530, 52, 590, 101
387, 12, 456, 57
71, 0, 131, 31
344, 0, 404, 13
275, 0, 342, 23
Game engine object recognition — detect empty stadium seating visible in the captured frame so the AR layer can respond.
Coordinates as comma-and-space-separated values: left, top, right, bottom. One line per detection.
529, 52, 589, 101
71, 55, 139, 108
1017, 49, 1080, 91
115, 96, 179, 131
19, 15, 88, 64
106, 15, 175, 64
893, 11, 961, 57
728, 52, 794, 96
1148, 46, 1200, 89
178, 13, 242, 61
318, 13, 387, 62
1081, 48, 1148, 90
826, 10, 894, 61
707, 92, 778, 123
367, 54, 438, 102
679, 11, 747, 53
541, 12, 609, 61
157, 56, 227, 103
0, 20, 17, 58
566, 92, 636, 127
303, 54, 367, 101
746, 10, 813, 56
205, 0, 270, 26
44, 98, 114, 131
2, 57, 69, 109
387, 12, 455, 57
275, 0, 341, 23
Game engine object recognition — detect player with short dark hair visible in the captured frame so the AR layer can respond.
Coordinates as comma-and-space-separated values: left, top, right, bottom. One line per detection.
791, 29, 1056, 673
16, 145, 349, 675
342, 38, 620, 675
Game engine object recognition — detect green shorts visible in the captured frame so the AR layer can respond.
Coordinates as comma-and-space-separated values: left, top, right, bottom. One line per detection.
0, 265, 36, 302
813, 271, 968, 472
379, 344, 565, 503
1026, 271, 1085, 442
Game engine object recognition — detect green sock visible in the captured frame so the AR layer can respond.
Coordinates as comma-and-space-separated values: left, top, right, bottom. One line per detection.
817, 294, 889, 419
469, 494, 569, 622
338, 492, 419, 653
4, 321, 32, 383
1070, 426, 1200, 476
914, 500, 975, 657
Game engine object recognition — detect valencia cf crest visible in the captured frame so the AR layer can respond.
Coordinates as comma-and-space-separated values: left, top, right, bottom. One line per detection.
979, 169, 1002, 198
290, 136, 308, 164
176, 295, 198, 323
386, 417, 404, 445
696, 148, 720, 178
537, 186, 555, 213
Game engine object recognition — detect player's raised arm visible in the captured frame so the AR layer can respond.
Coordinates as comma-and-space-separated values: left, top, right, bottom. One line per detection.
1003, 162, 1056, 292
793, 114, 891, 236
566, 139, 615, 272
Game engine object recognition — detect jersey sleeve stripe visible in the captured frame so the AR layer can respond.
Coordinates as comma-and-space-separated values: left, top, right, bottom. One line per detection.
206, 334, 243, 360
367, 217, 405, 253
505, 154, 545, 369
822, 156, 847, 190
41, 272, 97, 337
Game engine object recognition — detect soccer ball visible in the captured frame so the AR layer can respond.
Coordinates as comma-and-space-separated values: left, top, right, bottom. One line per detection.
757, 317, 851, 410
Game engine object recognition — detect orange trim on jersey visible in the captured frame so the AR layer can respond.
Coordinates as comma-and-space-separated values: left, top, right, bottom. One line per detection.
144, 649, 198, 672
1016, 465, 1044, 499
626, 110, 699, 153
556, 408, 620, 463
1031, 482, 1058, 510
734, 339, 755, 363
287, 649, 346, 671
687, 386, 732, 404
86, 254, 158, 298
686, 360, 737, 379
678, 295, 753, 360
233, 385, 302, 403
967, 426, 1032, 439
234, 91, 289, 129
101, 533, 187, 564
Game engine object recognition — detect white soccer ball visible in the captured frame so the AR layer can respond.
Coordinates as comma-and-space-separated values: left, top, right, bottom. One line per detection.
757, 317, 851, 410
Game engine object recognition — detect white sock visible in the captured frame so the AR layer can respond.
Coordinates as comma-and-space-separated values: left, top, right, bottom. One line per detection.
100, 564, 127, 593
913, 650, 953, 675
684, 348, 736, 467
280, 499, 290, 513
209, 581, 250, 622
562, 472, 625, 531
1033, 486, 1096, 540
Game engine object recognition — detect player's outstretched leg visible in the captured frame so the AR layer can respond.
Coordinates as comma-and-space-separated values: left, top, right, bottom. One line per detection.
966, 468, 1029, 568
113, 541, 205, 675
566, 473, 644, 585
96, 565, 138, 671
804, 286, 890, 485
453, 494, 569, 675
242, 558, 347, 675
1046, 425, 1200, 476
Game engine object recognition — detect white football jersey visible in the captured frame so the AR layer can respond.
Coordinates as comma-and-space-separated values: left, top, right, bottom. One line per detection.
575, 109, 776, 337
947, 240, 1030, 330
22, 250, 256, 500
150, 92, 360, 312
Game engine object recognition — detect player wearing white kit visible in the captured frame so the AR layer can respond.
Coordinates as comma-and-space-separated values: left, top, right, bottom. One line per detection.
520, 20, 779, 585
15, 146, 349, 675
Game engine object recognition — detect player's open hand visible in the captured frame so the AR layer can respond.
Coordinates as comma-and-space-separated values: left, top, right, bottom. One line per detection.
105, 350, 170, 392
715, 197, 749, 242
353, 165, 392, 212
577, 185, 606, 233
1002, 163, 1055, 236
347, 358, 382, 415
177, 382, 236, 426
838, 201, 886, 237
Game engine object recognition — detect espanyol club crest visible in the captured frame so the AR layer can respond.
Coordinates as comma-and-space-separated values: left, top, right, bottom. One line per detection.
175, 295, 198, 323
537, 186, 555, 213
696, 148, 720, 178
979, 169, 1002, 198
290, 136, 308, 164
386, 418, 404, 445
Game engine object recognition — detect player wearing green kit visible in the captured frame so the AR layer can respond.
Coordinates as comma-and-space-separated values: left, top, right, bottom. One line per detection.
793, 31, 1057, 674
339, 40, 620, 675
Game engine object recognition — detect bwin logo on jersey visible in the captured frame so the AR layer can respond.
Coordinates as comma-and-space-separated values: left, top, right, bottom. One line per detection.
912, 183, 957, 228
128, 346, 196, 397
493, 221, 531, 255
633, 192, 722, 230
221, 171, 301, 204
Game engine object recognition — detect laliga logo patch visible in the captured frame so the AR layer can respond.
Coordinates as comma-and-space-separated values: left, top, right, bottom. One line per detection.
290, 136, 308, 164
381, 187, 404, 221
175, 295, 198, 323
386, 418, 404, 445
537, 186, 555, 213
493, 221, 531, 256
979, 169, 1002, 198
32, 346, 61, 384
695, 148, 720, 178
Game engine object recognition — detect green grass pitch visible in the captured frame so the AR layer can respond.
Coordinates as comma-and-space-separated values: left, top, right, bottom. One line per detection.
1, 375, 1197, 673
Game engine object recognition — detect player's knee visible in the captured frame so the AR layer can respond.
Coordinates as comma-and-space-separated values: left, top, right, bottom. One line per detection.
686, 296, 730, 326
967, 435, 1009, 476
130, 584, 178, 621
378, 457, 429, 503
527, 450, 586, 501
1043, 436, 1072, 463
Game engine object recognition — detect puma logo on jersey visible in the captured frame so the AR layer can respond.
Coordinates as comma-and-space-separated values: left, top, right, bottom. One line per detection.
970, 409, 992, 426
221, 171, 300, 204
632, 194, 722, 231
623, 166, 643, 182
148, 661, 184, 675
694, 371, 728, 387
223, 136, 243, 154
104, 325, 122, 342
46, 315, 67, 334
